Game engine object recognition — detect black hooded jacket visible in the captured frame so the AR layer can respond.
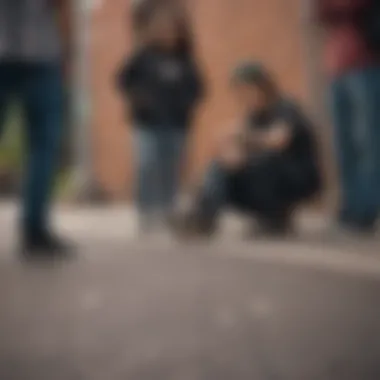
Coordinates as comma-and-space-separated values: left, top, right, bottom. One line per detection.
117, 46, 204, 129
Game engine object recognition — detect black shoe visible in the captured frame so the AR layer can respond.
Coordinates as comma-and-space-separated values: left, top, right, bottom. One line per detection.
342, 220, 376, 236
21, 230, 75, 261
253, 212, 294, 238
337, 214, 376, 235
169, 210, 217, 240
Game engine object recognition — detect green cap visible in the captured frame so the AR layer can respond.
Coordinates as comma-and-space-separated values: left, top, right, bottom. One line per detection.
232, 61, 267, 85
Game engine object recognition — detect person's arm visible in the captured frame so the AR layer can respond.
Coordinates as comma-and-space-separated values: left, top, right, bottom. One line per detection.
301, 0, 337, 32
116, 53, 154, 108
187, 59, 205, 106
215, 119, 249, 168
263, 101, 317, 152
247, 101, 310, 152
248, 123, 292, 152
309, 0, 362, 25
262, 124, 292, 151
302, 0, 317, 25
55, 0, 72, 75
116, 60, 136, 95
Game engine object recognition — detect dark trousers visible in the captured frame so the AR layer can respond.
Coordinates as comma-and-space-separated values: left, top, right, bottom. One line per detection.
0, 62, 63, 234
330, 66, 380, 226
197, 153, 319, 225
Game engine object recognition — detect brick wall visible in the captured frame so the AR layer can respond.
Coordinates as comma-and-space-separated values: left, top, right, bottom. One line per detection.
89, 0, 307, 199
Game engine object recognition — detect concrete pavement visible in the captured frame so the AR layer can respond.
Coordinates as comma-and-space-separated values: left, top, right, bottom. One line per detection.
1, 203, 380, 379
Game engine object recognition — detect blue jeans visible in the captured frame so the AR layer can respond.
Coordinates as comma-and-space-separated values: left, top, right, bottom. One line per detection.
197, 161, 228, 222
330, 67, 380, 225
0, 62, 63, 234
134, 127, 186, 216
198, 156, 314, 224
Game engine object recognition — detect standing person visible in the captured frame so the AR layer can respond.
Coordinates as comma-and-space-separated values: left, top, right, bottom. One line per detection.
117, 0, 204, 234
0, 0, 73, 257
308, 0, 380, 233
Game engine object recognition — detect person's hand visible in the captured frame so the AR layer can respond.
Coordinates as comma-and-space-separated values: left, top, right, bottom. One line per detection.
216, 130, 247, 169
261, 123, 291, 151
215, 118, 245, 149
219, 143, 247, 169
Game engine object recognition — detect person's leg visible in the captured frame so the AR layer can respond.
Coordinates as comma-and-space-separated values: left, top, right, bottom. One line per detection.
21, 63, 68, 252
0, 64, 18, 199
371, 68, 380, 213
329, 75, 364, 227
197, 161, 230, 223
343, 67, 380, 228
240, 156, 294, 236
0, 63, 18, 141
134, 128, 161, 232
156, 128, 186, 218
172, 160, 230, 237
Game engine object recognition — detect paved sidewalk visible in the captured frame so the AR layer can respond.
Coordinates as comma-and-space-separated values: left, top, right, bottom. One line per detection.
1, 200, 379, 256
1, 202, 380, 379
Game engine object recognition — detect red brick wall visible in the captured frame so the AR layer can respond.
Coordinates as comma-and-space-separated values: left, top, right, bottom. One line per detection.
90, 0, 307, 199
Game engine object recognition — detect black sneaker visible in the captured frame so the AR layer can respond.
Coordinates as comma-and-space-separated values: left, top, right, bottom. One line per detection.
21, 230, 75, 261
251, 212, 294, 239
169, 210, 217, 240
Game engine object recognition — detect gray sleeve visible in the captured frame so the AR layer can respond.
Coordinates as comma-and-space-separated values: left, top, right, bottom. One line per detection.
301, 0, 317, 25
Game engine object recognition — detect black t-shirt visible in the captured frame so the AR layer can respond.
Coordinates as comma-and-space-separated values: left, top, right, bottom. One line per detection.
248, 98, 318, 162
117, 47, 204, 129
227, 98, 320, 203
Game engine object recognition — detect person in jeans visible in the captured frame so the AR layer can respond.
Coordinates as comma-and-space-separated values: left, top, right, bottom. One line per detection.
310, 0, 380, 232
172, 62, 321, 238
0, 0, 73, 257
117, 0, 203, 234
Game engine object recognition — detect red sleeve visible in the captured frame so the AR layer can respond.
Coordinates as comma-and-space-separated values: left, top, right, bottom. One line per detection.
317, 0, 370, 23
316, 0, 339, 23
315, 0, 326, 22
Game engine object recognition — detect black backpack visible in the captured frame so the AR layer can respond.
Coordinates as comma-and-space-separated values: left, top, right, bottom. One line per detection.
360, 0, 380, 53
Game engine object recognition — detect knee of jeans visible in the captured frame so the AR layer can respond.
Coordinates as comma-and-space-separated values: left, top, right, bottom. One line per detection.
48, 122, 62, 149
203, 163, 225, 191
31, 114, 63, 155
137, 149, 159, 179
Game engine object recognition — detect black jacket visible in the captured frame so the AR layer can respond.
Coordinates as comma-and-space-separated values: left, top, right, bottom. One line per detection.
247, 98, 322, 200
249, 99, 319, 161
117, 47, 204, 129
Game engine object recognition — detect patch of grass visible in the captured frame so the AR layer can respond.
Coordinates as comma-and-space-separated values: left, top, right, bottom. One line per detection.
55, 169, 75, 199
0, 103, 24, 171
0, 103, 75, 200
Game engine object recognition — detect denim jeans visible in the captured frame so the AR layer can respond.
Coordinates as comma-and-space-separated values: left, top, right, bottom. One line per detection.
197, 152, 321, 227
329, 66, 380, 225
0, 62, 63, 234
197, 161, 228, 222
134, 127, 186, 218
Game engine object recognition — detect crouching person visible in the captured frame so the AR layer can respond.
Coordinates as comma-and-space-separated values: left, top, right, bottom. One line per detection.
173, 62, 321, 238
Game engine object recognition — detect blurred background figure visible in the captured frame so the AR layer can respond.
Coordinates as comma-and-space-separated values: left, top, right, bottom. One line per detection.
117, 0, 204, 235
310, 0, 380, 234
172, 62, 321, 239
0, 0, 72, 257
